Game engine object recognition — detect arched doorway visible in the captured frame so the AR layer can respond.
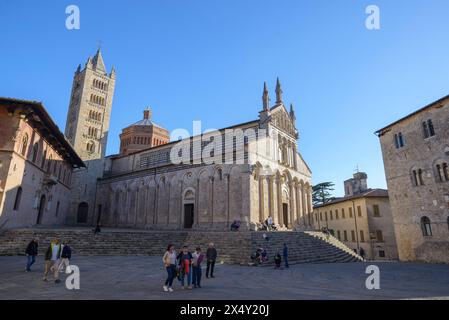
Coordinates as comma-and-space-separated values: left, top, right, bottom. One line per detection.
282, 189, 289, 227
183, 189, 195, 229
77, 202, 89, 223
36, 195, 46, 224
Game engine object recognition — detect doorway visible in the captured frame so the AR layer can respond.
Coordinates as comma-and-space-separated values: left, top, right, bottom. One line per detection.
184, 204, 194, 229
282, 203, 288, 227
77, 202, 89, 223
36, 195, 46, 225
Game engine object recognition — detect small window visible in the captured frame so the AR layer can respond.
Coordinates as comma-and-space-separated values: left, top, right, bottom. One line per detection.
13, 187, 22, 211
31, 143, 39, 162
21, 134, 29, 156
378, 250, 385, 258
342, 208, 345, 219
360, 230, 365, 242
343, 230, 348, 241
357, 206, 362, 217
349, 207, 353, 218
351, 230, 356, 242
376, 230, 384, 242
337, 230, 341, 240
394, 132, 405, 149
373, 204, 380, 217
421, 216, 432, 236
55, 201, 60, 217
335, 209, 339, 220
427, 119, 435, 137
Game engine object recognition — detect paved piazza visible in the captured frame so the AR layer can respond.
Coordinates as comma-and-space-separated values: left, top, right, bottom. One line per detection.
0, 256, 448, 300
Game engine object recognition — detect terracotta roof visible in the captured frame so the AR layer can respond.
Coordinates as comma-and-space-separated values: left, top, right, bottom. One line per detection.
0, 97, 85, 168
313, 188, 388, 209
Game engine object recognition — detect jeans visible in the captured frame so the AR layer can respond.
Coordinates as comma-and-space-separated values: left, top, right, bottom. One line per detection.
165, 265, 176, 287
206, 260, 215, 277
180, 269, 192, 287
192, 266, 202, 286
26, 255, 36, 271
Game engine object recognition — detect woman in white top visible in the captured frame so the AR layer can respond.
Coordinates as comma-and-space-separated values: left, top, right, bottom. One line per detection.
162, 244, 177, 292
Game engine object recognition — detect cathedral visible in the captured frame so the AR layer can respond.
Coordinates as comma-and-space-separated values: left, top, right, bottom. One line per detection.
0, 50, 313, 231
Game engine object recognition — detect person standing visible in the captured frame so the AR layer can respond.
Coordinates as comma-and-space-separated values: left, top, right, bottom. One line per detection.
192, 247, 205, 288
283, 243, 289, 268
206, 243, 217, 278
359, 247, 366, 261
25, 238, 39, 272
162, 244, 177, 292
267, 216, 273, 231
59, 241, 72, 273
177, 246, 193, 289
43, 239, 62, 283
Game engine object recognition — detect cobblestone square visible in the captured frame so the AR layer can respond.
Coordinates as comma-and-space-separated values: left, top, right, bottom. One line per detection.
0, 256, 448, 300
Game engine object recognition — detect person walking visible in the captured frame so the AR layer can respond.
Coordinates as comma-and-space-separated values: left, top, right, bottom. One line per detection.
274, 252, 282, 269
192, 247, 205, 288
283, 243, 289, 268
43, 239, 62, 283
359, 247, 366, 261
206, 243, 217, 278
58, 241, 72, 273
177, 246, 193, 289
25, 238, 39, 272
162, 244, 177, 292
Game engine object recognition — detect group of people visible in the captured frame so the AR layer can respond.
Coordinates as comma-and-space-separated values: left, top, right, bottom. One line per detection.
260, 216, 277, 231
162, 242, 218, 292
250, 243, 289, 269
25, 238, 72, 283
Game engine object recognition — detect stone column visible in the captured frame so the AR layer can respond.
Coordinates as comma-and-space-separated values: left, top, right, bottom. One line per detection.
277, 177, 282, 226
308, 188, 313, 226
289, 182, 296, 228
258, 176, 264, 223
267, 176, 273, 220
210, 176, 214, 226
301, 185, 307, 226
225, 174, 230, 226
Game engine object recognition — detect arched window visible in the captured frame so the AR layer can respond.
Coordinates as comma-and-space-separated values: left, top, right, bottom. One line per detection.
21, 134, 28, 156
31, 142, 39, 162
428, 119, 435, 136
421, 216, 432, 236
86, 141, 95, 153
13, 187, 22, 211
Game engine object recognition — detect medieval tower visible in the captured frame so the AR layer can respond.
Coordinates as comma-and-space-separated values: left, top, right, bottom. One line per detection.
64, 49, 116, 225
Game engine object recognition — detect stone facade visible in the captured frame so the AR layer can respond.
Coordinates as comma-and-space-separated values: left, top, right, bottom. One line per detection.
313, 173, 398, 260
376, 95, 449, 263
94, 80, 313, 231
0, 98, 84, 229
64, 50, 116, 225
119, 108, 169, 155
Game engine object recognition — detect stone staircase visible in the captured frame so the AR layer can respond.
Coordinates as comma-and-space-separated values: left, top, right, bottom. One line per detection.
0, 228, 362, 265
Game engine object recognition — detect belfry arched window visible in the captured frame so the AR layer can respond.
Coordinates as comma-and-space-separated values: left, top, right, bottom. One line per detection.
20, 134, 28, 156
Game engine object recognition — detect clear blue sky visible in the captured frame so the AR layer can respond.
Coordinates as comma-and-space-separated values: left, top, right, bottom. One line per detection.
2, 0, 449, 196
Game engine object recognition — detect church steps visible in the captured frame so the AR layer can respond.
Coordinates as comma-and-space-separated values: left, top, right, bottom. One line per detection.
0, 228, 362, 265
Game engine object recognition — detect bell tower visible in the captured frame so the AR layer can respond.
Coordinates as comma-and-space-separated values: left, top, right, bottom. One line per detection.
65, 49, 116, 160
64, 49, 116, 225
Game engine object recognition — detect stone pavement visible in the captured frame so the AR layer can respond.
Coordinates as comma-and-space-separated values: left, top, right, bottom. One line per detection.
0, 256, 448, 300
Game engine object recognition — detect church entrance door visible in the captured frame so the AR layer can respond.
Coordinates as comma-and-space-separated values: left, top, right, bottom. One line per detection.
184, 204, 194, 229
282, 203, 288, 227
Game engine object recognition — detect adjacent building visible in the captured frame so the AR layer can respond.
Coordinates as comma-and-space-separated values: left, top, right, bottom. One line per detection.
376, 95, 449, 263
313, 172, 398, 260
0, 98, 84, 229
